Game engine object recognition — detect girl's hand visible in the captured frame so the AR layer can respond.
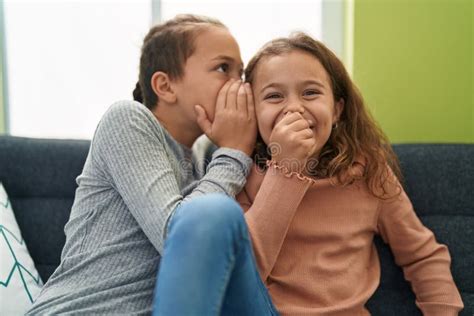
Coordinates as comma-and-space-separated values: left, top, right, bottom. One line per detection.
195, 79, 257, 157
269, 112, 317, 173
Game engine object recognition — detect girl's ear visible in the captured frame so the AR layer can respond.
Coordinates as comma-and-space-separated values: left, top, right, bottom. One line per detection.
151, 71, 177, 104
334, 98, 344, 122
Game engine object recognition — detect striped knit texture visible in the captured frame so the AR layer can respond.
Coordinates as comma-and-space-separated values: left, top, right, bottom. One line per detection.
27, 100, 252, 315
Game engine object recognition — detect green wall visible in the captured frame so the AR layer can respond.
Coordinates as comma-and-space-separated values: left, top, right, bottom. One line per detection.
353, 0, 473, 143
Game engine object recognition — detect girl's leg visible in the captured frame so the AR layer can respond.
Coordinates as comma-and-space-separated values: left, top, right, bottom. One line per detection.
152, 193, 278, 316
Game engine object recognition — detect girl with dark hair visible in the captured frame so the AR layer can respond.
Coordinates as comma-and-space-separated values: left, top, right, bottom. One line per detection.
27, 14, 280, 315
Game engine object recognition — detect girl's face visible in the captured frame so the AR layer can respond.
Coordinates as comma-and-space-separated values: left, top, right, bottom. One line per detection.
172, 26, 243, 123
251, 50, 343, 157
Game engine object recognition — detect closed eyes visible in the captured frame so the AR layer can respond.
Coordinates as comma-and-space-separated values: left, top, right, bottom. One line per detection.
263, 93, 283, 100
263, 90, 320, 100
303, 89, 321, 96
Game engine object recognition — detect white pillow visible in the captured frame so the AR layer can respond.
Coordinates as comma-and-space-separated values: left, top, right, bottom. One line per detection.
0, 183, 43, 315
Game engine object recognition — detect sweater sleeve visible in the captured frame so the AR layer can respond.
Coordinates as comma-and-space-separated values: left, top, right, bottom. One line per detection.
242, 162, 312, 280
91, 101, 252, 254
377, 181, 464, 315
191, 147, 252, 197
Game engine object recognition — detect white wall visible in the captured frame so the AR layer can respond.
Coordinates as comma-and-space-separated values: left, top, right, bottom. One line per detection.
4, 0, 151, 139
4, 0, 330, 139
162, 0, 322, 65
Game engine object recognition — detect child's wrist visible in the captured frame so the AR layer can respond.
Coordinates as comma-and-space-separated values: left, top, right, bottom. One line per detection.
221, 145, 252, 157
271, 156, 307, 174
233, 146, 253, 157
266, 159, 317, 184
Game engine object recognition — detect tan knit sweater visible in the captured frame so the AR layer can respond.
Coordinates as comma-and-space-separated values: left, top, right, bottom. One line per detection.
236, 162, 463, 316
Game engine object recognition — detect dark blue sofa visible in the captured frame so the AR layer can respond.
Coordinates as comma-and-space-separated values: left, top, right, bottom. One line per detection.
0, 135, 472, 315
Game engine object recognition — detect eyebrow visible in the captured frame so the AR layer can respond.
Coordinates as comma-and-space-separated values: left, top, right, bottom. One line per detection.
302, 80, 326, 89
259, 83, 284, 94
260, 80, 326, 94
211, 55, 244, 69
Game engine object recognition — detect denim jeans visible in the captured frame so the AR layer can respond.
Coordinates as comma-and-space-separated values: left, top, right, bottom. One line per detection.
153, 193, 279, 316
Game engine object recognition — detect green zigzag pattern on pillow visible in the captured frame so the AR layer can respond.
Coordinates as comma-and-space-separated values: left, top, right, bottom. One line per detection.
0, 199, 43, 303
0, 197, 9, 208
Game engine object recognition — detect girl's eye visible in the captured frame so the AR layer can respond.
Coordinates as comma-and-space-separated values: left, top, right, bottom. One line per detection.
303, 90, 319, 96
264, 93, 282, 100
217, 63, 229, 73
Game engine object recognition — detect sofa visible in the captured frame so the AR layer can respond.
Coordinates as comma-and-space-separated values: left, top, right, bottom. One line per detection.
0, 135, 472, 315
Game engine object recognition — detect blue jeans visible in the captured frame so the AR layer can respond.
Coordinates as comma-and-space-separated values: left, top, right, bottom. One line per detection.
153, 193, 279, 316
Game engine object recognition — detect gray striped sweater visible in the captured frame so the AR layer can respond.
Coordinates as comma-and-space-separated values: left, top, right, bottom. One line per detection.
27, 100, 252, 315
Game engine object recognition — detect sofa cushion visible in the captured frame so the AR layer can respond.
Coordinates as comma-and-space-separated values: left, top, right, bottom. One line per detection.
0, 136, 90, 282
0, 136, 472, 315
0, 183, 43, 314
366, 144, 473, 315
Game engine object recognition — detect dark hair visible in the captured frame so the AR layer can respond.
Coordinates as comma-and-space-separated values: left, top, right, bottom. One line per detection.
133, 14, 226, 109
245, 32, 402, 199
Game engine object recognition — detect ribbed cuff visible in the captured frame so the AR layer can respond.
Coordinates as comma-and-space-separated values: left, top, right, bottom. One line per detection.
266, 160, 318, 185
212, 147, 253, 177
417, 302, 463, 316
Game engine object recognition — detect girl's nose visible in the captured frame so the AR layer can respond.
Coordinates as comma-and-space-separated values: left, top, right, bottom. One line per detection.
283, 102, 305, 114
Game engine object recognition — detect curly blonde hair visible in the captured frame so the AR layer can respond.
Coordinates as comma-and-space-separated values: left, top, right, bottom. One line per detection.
245, 32, 402, 199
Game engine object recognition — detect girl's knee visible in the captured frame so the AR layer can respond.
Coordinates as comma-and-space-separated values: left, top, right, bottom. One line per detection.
170, 193, 246, 238
201, 193, 244, 225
